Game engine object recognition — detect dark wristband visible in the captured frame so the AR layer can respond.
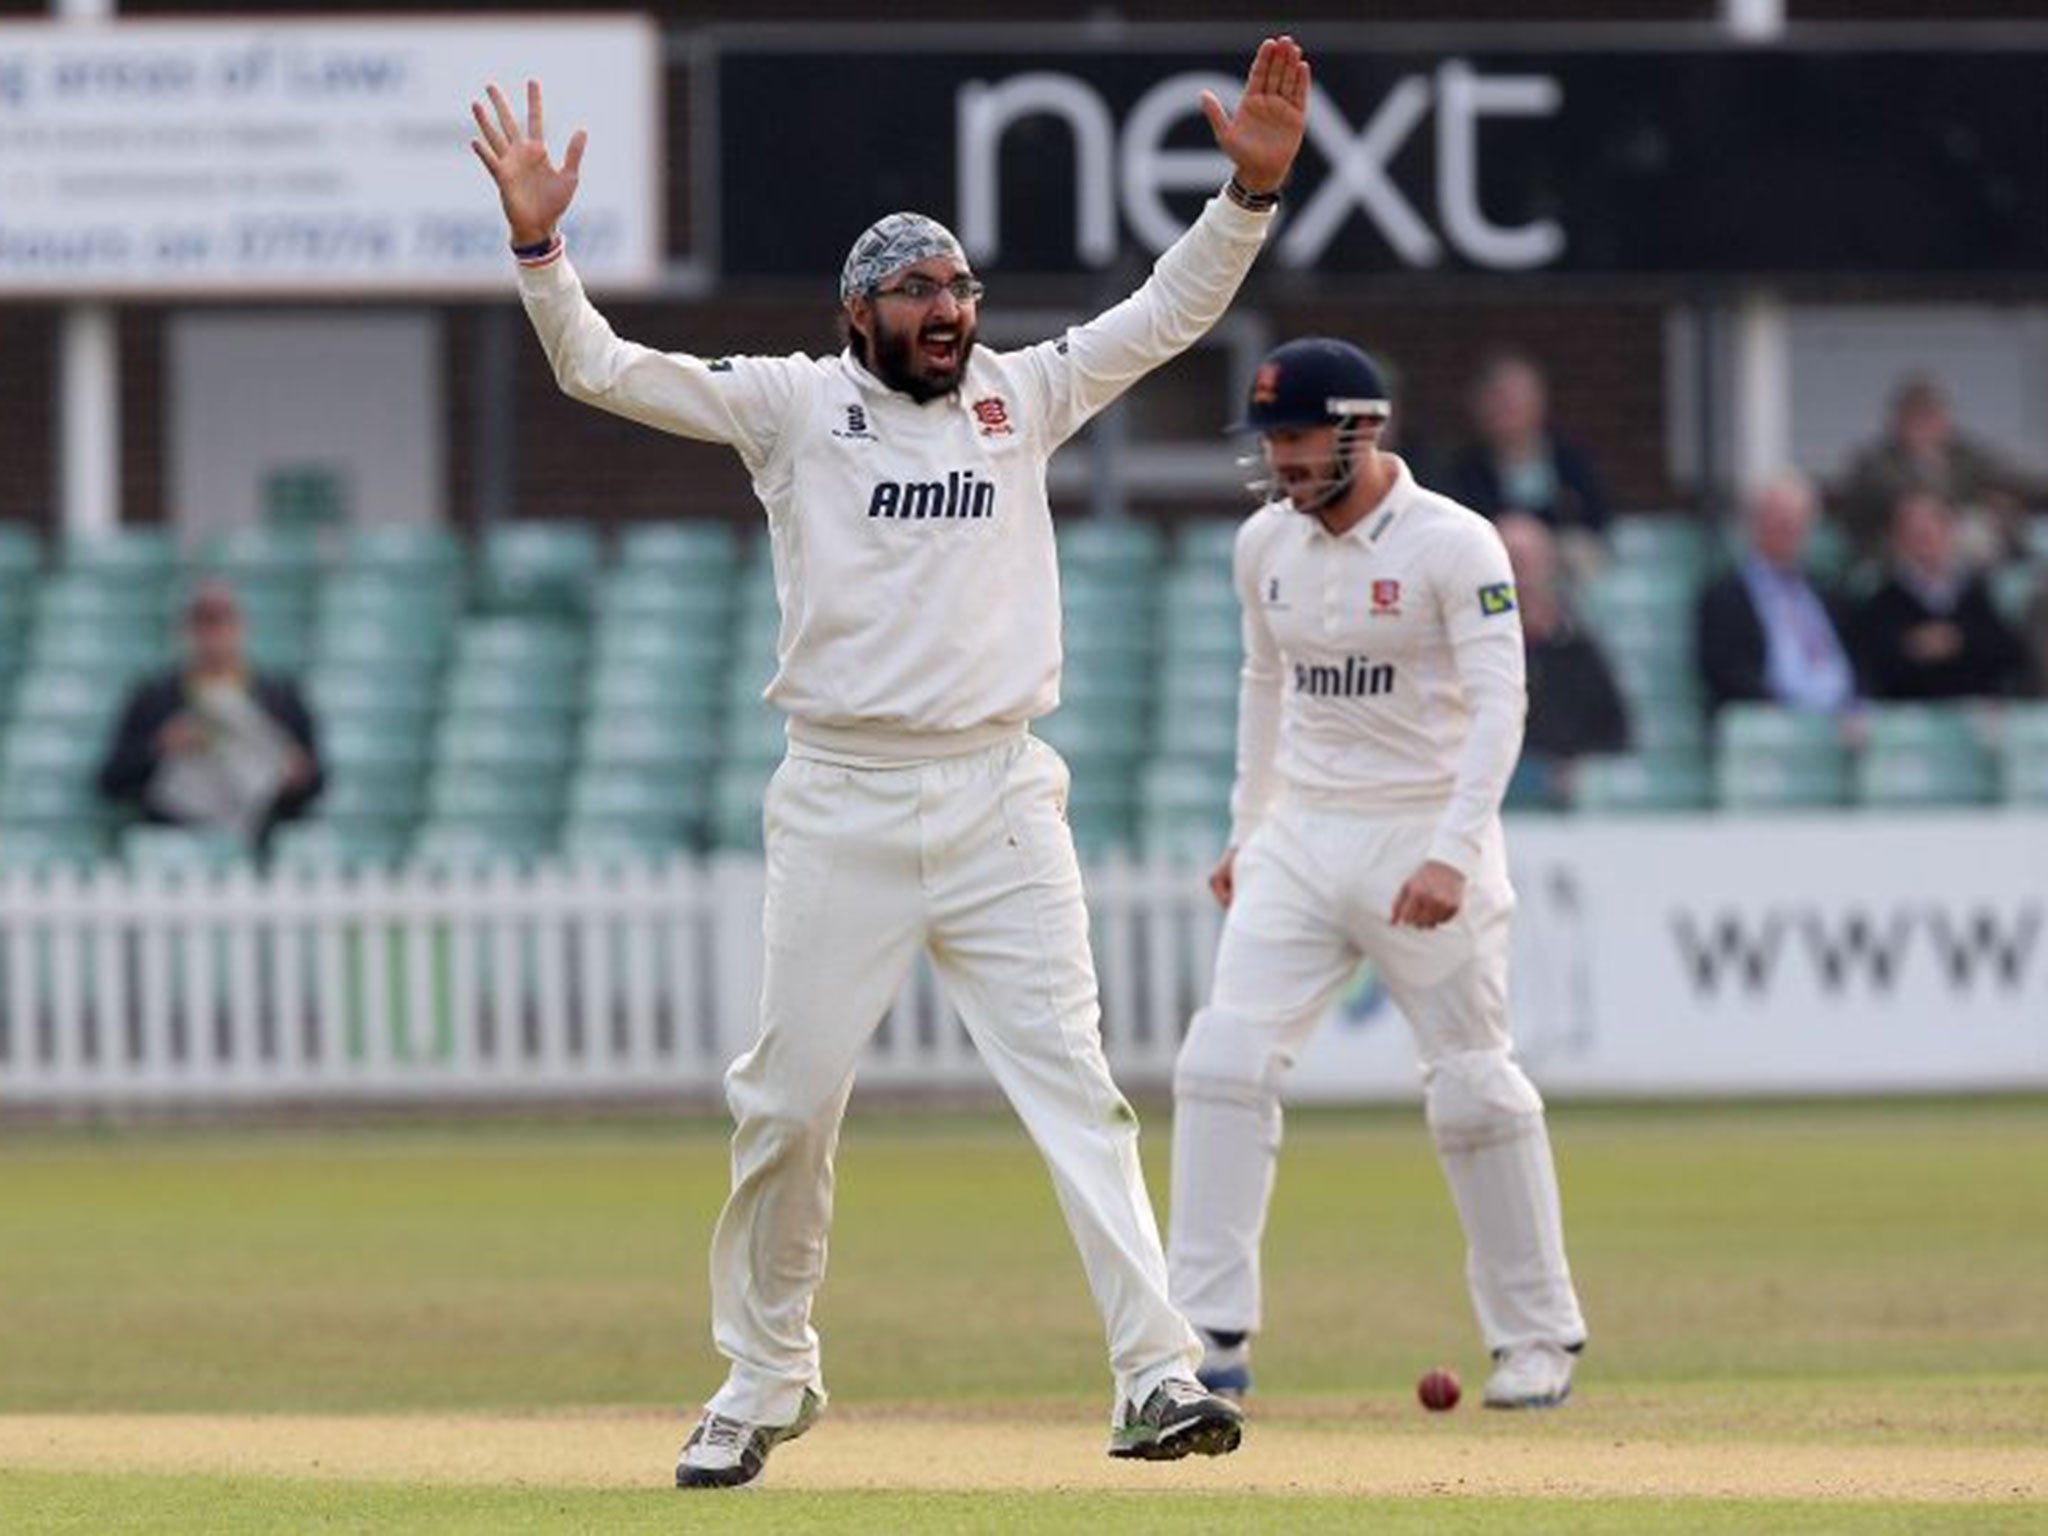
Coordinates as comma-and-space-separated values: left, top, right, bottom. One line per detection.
1225, 176, 1282, 212
511, 233, 561, 261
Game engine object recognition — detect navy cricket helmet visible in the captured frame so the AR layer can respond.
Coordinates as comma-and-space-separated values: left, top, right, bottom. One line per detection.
1232, 338, 1392, 433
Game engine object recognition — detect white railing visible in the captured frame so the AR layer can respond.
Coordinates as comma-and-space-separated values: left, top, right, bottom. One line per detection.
0, 856, 1225, 1108
12, 814, 2042, 1108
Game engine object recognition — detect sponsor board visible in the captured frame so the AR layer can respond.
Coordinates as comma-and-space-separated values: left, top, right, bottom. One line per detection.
0, 17, 660, 294
1291, 813, 2048, 1101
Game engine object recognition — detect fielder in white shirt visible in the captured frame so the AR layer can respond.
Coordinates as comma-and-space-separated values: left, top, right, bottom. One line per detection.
469, 41, 1310, 1487
1166, 338, 1588, 1411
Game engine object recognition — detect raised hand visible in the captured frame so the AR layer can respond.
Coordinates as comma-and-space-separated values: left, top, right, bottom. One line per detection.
1201, 35, 1310, 195
470, 79, 587, 246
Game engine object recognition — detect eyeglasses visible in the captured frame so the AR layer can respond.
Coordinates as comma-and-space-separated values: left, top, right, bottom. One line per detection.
872, 275, 985, 305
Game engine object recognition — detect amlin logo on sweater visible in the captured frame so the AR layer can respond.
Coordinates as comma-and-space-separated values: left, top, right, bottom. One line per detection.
867, 471, 996, 520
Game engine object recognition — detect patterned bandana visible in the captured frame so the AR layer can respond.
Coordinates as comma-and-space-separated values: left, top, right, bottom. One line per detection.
839, 212, 966, 302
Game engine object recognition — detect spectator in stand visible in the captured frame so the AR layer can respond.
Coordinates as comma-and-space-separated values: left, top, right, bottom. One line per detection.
97, 580, 324, 850
2023, 575, 2048, 698
1837, 374, 2045, 569
1851, 493, 2024, 701
1696, 473, 1858, 715
1497, 513, 1628, 800
1444, 351, 1611, 575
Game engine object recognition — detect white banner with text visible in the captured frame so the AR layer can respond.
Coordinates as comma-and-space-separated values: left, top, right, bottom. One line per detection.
1292, 813, 2048, 1101
0, 16, 661, 295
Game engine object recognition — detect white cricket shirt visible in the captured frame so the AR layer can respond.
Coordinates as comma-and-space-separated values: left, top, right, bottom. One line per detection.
517, 194, 1272, 760
1228, 460, 1528, 874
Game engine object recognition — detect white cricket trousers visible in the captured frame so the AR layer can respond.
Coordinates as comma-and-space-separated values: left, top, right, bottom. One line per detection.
705, 733, 1202, 1425
1168, 800, 1585, 1355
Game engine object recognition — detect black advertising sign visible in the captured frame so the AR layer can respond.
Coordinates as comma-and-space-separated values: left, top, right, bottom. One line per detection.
711, 43, 2048, 280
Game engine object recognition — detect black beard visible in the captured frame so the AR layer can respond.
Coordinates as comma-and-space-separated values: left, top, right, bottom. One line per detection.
870, 320, 976, 403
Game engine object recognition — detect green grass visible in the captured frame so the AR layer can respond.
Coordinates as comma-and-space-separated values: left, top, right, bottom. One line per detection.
4, 1473, 2044, 1536
1, 1099, 2044, 1530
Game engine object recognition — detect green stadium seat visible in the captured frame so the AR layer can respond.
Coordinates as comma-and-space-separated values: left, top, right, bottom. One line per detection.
1158, 653, 1242, 711
1057, 519, 1163, 577
566, 768, 703, 843
1856, 748, 1996, 808
321, 718, 433, 776
1140, 758, 1233, 859
1064, 773, 1139, 860
268, 820, 406, 873
193, 523, 325, 591
433, 716, 576, 780
1607, 514, 1715, 579
581, 714, 719, 775
0, 721, 105, 780
1712, 705, 1850, 809
319, 767, 426, 825
306, 667, 442, 721
722, 700, 788, 765
26, 618, 160, 676
313, 614, 451, 669
409, 820, 552, 872
10, 667, 131, 731
1058, 666, 1151, 715
1862, 703, 1987, 757
1172, 519, 1243, 575
0, 523, 45, 586
1570, 754, 1711, 813
1630, 700, 1707, 758
340, 522, 464, 578
590, 619, 728, 669
1155, 706, 1237, 765
587, 661, 725, 718
615, 522, 742, 575
594, 572, 734, 635
1033, 699, 1148, 764
442, 665, 584, 718
479, 521, 600, 618
34, 579, 170, 627
453, 617, 587, 671
710, 761, 778, 851
0, 822, 103, 874
559, 820, 689, 866
1855, 706, 1996, 807
120, 824, 248, 874
62, 528, 177, 589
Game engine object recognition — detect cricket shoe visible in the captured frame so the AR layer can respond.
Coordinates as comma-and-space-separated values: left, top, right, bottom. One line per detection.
675, 1387, 823, 1488
1195, 1331, 1253, 1404
1106, 1376, 1245, 1461
1482, 1342, 1577, 1409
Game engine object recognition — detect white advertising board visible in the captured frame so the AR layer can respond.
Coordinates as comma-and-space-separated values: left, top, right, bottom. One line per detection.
1291, 813, 2048, 1101
0, 16, 660, 295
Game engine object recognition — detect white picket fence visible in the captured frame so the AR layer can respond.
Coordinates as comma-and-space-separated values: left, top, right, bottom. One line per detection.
0, 856, 1225, 1108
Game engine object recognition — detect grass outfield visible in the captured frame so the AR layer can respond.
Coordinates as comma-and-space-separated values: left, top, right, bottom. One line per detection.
1, 1099, 2044, 1531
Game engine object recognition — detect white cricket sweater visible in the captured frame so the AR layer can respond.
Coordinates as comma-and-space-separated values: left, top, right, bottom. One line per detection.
1228, 460, 1529, 875
517, 193, 1272, 761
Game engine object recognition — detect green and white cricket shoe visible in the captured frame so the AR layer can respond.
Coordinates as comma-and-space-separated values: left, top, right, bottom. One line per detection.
1106, 1376, 1245, 1461
675, 1387, 823, 1489
1482, 1343, 1576, 1409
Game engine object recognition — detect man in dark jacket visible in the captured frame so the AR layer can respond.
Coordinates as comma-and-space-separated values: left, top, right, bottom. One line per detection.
1444, 352, 1611, 569
1497, 513, 1629, 791
97, 580, 324, 847
1851, 492, 2023, 700
1696, 474, 1858, 715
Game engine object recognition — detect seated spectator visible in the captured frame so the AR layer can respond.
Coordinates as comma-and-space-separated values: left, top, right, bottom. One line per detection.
97, 581, 324, 849
1445, 351, 1611, 563
1498, 513, 1629, 797
1837, 373, 2045, 569
2025, 573, 2048, 698
1851, 493, 2023, 700
1696, 473, 1858, 715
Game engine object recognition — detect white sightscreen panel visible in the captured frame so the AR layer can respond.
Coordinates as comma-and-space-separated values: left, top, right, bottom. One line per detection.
0, 16, 661, 296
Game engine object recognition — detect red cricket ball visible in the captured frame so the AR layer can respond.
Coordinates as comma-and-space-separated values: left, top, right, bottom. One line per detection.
1417, 1366, 1462, 1412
